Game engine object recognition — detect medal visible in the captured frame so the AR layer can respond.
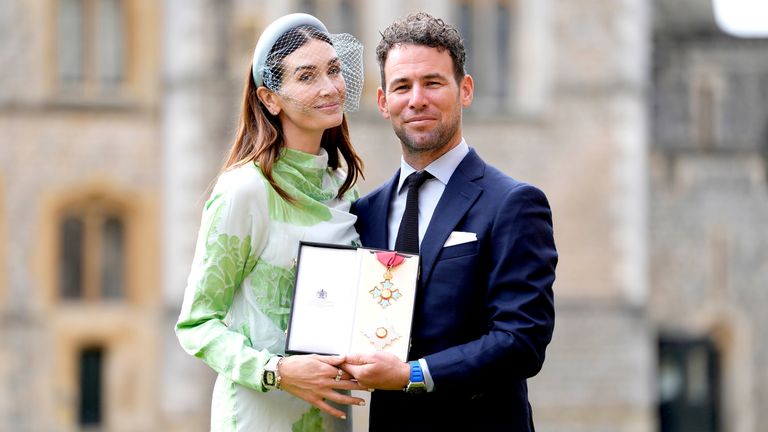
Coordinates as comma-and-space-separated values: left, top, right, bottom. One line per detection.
361, 317, 401, 349
369, 252, 406, 308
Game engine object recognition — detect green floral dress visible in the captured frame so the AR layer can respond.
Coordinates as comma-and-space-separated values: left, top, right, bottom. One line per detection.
176, 148, 360, 432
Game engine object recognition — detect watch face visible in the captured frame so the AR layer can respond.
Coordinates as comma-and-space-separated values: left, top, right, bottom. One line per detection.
406, 382, 426, 394
264, 371, 276, 387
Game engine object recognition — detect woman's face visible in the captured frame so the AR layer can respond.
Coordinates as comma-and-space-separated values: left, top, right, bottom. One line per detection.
275, 38, 346, 132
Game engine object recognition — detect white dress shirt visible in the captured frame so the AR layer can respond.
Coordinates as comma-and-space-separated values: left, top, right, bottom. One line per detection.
387, 139, 470, 251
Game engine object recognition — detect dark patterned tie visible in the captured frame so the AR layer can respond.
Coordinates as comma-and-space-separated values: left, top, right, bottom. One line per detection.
394, 171, 433, 254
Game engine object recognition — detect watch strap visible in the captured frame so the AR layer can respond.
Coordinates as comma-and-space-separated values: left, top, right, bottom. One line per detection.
404, 360, 426, 394
409, 361, 423, 383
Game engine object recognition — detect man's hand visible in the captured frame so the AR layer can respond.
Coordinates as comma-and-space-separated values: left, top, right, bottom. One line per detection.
278, 354, 366, 419
341, 352, 411, 390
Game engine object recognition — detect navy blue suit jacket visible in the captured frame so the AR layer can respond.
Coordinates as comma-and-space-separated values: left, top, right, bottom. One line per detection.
352, 149, 557, 431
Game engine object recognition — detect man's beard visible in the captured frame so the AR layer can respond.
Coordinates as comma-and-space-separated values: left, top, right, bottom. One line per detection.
394, 110, 461, 155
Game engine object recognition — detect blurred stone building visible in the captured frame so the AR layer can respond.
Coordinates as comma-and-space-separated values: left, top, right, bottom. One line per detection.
651, 1, 768, 431
0, 0, 764, 431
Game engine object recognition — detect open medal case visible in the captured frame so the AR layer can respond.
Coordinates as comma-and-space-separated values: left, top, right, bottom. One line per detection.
286, 242, 419, 361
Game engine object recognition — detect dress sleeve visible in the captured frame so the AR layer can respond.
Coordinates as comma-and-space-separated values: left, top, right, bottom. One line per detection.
175, 173, 273, 392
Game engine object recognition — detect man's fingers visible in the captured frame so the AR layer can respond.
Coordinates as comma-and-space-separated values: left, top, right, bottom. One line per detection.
312, 354, 346, 366
344, 353, 368, 365
339, 364, 360, 376
340, 364, 374, 384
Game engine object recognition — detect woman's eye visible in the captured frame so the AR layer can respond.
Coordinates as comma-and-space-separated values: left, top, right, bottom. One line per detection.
299, 72, 316, 82
329, 66, 341, 76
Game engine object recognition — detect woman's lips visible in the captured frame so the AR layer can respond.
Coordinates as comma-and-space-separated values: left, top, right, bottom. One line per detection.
315, 101, 342, 112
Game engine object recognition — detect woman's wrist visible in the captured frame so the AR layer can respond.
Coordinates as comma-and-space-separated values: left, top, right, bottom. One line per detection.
262, 355, 284, 390
275, 356, 285, 389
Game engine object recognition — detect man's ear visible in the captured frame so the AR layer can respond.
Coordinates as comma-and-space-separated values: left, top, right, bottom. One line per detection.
256, 86, 282, 116
377, 87, 390, 119
460, 74, 474, 108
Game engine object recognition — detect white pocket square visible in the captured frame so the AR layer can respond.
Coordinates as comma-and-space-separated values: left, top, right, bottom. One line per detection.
443, 231, 477, 247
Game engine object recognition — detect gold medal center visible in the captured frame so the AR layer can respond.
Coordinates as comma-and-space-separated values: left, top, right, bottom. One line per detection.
375, 327, 388, 338
380, 289, 392, 299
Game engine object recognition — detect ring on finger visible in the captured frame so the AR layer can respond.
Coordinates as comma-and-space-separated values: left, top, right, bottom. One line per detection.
334, 368, 343, 382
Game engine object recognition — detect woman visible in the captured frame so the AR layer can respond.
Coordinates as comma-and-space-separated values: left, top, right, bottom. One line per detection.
175, 13, 366, 431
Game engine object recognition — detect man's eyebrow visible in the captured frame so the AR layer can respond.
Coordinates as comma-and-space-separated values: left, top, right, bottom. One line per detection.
389, 72, 449, 85
422, 72, 449, 81
387, 77, 411, 89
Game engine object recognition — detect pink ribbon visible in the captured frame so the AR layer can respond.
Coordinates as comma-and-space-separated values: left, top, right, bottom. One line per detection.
375, 251, 405, 268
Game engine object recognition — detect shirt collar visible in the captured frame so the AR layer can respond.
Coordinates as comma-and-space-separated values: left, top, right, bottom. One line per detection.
397, 139, 470, 194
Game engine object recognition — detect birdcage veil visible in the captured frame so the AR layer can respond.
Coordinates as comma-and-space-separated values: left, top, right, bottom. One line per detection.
252, 13, 364, 113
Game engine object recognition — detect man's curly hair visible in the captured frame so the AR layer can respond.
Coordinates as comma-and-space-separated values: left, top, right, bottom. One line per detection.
376, 12, 466, 89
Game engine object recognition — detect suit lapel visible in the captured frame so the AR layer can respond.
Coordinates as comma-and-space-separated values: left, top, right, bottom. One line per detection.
366, 170, 400, 250
419, 150, 484, 287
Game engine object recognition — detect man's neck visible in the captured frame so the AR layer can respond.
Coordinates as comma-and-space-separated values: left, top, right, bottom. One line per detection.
402, 136, 462, 170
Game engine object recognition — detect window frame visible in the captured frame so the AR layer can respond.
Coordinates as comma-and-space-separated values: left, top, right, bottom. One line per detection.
56, 0, 127, 94
658, 336, 722, 432
47, 0, 141, 106
456, 0, 518, 114
57, 196, 127, 302
37, 183, 156, 310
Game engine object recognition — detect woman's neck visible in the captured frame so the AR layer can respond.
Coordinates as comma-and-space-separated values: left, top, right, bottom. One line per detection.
281, 121, 323, 155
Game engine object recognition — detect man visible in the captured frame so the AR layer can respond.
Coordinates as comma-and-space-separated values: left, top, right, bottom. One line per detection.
344, 11, 557, 431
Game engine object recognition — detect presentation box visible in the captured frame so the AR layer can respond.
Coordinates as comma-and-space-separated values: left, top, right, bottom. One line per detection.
286, 242, 419, 361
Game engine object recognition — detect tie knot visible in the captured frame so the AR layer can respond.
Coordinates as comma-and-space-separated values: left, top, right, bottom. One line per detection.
405, 171, 432, 190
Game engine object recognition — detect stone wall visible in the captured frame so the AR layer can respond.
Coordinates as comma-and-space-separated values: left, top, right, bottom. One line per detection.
651, 19, 768, 431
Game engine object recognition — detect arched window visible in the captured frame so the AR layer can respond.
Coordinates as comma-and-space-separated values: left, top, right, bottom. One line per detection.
58, 198, 125, 301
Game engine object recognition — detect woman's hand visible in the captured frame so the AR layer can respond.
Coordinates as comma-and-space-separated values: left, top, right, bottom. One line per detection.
278, 354, 366, 419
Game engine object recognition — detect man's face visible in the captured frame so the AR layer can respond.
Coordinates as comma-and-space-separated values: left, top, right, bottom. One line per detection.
377, 44, 473, 161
